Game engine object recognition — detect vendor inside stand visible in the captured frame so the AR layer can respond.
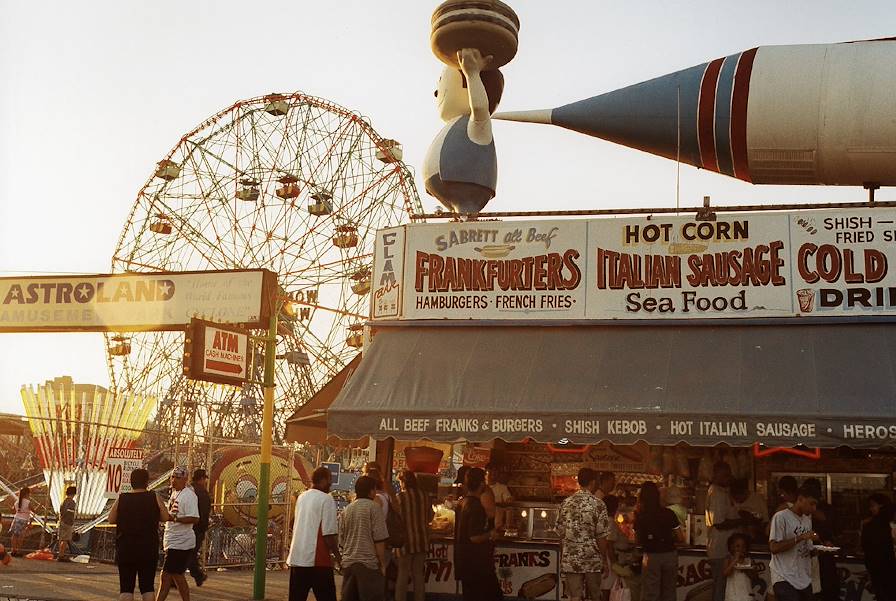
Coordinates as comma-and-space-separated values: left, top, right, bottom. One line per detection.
385, 439, 895, 601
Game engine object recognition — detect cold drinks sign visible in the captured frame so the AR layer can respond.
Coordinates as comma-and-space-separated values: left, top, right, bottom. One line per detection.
371, 209, 896, 320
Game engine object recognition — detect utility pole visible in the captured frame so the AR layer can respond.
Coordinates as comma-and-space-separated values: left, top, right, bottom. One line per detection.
253, 311, 278, 599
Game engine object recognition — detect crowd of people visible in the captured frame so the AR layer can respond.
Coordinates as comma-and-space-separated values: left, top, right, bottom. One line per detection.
5, 459, 896, 601
704, 464, 896, 601
245, 459, 896, 601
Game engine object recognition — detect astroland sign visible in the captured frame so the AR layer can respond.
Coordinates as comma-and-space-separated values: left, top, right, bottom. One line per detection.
0, 269, 276, 332
372, 208, 896, 320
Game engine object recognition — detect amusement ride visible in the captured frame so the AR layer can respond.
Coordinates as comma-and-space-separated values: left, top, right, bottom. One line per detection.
107, 92, 422, 452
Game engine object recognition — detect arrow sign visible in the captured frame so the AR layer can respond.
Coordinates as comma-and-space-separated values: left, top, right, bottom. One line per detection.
205, 359, 244, 374
187, 318, 250, 386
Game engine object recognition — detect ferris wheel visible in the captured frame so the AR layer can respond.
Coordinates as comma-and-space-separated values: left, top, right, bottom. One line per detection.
108, 92, 422, 446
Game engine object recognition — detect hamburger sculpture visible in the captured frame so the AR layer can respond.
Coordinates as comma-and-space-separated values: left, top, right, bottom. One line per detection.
424, 0, 520, 215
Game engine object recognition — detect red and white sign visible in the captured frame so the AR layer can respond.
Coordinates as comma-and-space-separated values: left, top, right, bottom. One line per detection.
187, 318, 250, 386
104, 447, 143, 499
422, 541, 560, 599
371, 227, 405, 319
202, 324, 249, 378
495, 544, 559, 600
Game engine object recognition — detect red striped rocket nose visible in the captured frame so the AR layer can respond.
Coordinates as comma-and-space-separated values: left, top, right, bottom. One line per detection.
544, 48, 759, 184
697, 48, 758, 182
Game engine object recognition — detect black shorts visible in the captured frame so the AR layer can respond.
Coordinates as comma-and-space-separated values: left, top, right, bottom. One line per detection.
162, 548, 193, 574
119, 560, 157, 594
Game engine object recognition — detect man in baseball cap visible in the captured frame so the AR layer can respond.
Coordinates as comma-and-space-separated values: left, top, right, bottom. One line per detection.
158, 466, 200, 601
188, 469, 211, 587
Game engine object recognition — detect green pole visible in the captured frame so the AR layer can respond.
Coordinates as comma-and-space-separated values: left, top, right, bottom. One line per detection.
253, 312, 278, 599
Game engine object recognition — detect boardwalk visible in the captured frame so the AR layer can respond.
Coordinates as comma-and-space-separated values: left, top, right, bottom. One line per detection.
0, 558, 297, 601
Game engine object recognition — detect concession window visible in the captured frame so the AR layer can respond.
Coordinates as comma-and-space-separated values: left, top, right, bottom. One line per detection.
327, 322, 896, 448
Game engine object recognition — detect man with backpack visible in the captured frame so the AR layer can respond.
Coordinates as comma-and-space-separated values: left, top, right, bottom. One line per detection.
340, 475, 390, 601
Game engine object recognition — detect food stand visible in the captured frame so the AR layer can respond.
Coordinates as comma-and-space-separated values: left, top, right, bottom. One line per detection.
323, 210, 896, 600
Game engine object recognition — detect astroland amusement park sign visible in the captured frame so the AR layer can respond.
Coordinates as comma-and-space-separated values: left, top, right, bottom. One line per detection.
0, 269, 276, 332
372, 209, 896, 321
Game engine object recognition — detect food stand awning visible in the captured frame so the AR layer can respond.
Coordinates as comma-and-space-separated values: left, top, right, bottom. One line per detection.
328, 322, 896, 448
286, 354, 361, 444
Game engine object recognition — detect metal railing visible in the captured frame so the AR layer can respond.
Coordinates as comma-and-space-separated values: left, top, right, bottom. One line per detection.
89, 522, 286, 568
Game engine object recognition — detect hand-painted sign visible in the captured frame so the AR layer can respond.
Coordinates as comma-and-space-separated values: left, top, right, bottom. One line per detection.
371, 228, 405, 319
372, 209, 896, 321
395, 219, 587, 320
0, 269, 276, 332
104, 447, 144, 499
421, 541, 560, 599
424, 542, 458, 595
495, 544, 559, 600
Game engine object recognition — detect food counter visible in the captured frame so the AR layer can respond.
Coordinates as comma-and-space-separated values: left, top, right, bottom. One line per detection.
502, 502, 561, 541
420, 537, 876, 601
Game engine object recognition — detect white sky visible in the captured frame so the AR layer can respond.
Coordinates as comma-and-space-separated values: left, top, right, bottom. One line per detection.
1, 1, 893, 414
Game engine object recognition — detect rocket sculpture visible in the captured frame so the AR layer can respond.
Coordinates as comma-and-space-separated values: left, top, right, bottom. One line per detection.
495, 39, 896, 188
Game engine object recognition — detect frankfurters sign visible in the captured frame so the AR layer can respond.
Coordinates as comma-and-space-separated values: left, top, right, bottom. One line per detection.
187, 318, 250, 386
371, 209, 896, 320
0, 269, 276, 332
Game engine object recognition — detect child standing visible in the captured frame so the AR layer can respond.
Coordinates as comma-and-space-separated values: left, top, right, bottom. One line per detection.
723, 533, 755, 601
58, 486, 77, 562
10, 487, 32, 557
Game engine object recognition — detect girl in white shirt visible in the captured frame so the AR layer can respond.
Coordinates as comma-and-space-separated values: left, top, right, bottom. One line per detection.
723, 533, 756, 601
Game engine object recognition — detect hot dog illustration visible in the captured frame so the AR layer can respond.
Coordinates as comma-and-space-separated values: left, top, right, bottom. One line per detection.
518, 573, 557, 599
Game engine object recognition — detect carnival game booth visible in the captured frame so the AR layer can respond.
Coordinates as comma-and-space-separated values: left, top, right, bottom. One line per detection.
327, 320, 895, 601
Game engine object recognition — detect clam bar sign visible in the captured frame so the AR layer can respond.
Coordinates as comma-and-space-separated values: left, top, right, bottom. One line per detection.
0, 269, 276, 332
371, 209, 896, 320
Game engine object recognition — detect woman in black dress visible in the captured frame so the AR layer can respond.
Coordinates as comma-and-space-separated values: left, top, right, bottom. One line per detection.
861, 493, 896, 601
454, 467, 502, 601
634, 482, 684, 601
109, 468, 170, 601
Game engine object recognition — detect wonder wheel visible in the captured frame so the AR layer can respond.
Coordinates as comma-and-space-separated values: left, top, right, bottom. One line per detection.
108, 92, 422, 448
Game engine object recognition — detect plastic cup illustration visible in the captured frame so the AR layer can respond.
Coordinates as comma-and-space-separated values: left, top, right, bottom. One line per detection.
797, 289, 815, 312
